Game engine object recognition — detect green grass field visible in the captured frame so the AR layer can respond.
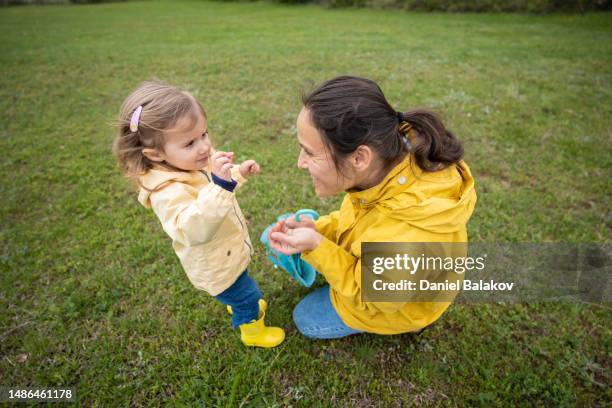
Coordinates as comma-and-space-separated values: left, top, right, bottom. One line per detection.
1, 1, 610, 406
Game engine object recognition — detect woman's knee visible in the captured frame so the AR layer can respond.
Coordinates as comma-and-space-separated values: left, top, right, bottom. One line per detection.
292, 295, 325, 339
292, 287, 360, 339
292, 298, 311, 334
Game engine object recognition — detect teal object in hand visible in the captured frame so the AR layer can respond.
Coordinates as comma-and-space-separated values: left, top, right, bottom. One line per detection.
260, 209, 320, 287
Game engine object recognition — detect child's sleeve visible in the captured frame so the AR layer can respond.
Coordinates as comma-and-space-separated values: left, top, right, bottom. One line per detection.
230, 165, 247, 190
149, 182, 234, 247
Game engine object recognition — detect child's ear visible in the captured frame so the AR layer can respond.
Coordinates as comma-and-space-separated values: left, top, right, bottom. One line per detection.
142, 148, 165, 162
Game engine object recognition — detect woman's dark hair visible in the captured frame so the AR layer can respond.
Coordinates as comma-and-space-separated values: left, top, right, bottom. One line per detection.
301, 76, 464, 173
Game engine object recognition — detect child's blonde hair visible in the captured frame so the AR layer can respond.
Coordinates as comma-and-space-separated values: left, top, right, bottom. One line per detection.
113, 80, 206, 182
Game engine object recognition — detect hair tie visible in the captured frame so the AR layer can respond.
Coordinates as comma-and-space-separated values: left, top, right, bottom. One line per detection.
396, 111, 404, 122
129, 105, 143, 132
398, 121, 412, 135
398, 121, 416, 146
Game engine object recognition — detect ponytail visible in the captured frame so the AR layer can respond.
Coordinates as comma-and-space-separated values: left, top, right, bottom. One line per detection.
400, 109, 464, 172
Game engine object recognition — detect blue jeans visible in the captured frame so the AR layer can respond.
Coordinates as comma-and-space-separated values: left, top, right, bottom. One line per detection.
293, 285, 362, 339
214, 270, 261, 328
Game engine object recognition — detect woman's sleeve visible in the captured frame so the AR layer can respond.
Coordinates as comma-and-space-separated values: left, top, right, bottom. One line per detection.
301, 232, 408, 314
149, 182, 234, 247
301, 236, 360, 297
314, 210, 340, 241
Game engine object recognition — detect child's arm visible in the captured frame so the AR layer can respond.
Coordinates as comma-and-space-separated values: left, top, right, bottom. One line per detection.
149, 182, 234, 247
212, 150, 258, 191
230, 164, 247, 190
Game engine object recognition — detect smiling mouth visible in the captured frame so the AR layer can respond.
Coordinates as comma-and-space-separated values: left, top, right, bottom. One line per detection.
198, 156, 209, 162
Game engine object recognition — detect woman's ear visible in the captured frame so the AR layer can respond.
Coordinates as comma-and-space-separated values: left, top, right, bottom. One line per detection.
142, 148, 165, 163
351, 145, 374, 172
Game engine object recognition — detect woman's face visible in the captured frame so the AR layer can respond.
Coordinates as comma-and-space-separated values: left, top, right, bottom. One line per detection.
296, 108, 354, 197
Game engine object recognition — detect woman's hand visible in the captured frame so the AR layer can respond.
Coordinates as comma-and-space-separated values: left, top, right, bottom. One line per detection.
284, 214, 316, 230
239, 159, 260, 179
211, 151, 234, 181
268, 219, 322, 255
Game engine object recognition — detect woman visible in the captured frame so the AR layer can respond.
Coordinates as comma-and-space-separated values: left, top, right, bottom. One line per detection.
269, 76, 477, 339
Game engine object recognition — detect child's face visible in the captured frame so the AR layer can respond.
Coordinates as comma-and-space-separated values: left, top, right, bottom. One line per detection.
296, 108, 354, 197
155, 111, 212, 172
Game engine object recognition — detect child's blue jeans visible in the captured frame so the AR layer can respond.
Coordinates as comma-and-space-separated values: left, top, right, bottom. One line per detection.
292, 285, 362, 339
214, 269, 261, 328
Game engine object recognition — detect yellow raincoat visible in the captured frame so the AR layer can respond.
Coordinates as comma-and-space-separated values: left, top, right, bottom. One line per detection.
301, 156, 477, 334
138, 165, 252, 296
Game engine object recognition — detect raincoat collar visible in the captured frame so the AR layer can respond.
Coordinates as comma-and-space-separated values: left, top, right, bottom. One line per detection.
347, 155, 421, 206
137, 163, 212, 208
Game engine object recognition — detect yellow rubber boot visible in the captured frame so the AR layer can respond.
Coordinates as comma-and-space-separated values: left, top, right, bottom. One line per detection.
227, 299, 267, 316
239, 311, 285, 348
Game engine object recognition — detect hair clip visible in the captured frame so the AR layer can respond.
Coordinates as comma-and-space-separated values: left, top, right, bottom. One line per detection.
129, 105, 143, 132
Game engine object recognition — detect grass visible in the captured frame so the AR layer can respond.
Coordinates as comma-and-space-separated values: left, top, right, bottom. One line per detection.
0, 1, 610, 406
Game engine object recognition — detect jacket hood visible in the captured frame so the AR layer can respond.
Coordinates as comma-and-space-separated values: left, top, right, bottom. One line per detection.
137, 165, 210, 208
348, 156, 477, 234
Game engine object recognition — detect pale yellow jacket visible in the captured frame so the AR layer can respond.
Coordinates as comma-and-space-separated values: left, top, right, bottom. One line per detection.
301, 156, 477, 334
138, 165, 252, 296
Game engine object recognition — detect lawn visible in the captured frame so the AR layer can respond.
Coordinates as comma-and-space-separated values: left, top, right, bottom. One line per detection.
0, 1, 610, 406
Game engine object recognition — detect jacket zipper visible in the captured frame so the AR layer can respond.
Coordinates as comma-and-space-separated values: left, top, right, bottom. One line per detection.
199, 170, 211, 182
201, 170, 253, 254
232, 202, 253, 253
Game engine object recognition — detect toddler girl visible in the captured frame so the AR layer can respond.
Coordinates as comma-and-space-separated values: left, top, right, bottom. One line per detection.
113, 81, 284, 348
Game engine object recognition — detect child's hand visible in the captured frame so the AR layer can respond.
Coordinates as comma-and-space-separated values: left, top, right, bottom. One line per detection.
239, 159, 260, 179
211, 151, 234, 182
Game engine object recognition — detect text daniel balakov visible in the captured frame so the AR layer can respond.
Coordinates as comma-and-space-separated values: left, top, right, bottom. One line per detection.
372, 279, 515, 291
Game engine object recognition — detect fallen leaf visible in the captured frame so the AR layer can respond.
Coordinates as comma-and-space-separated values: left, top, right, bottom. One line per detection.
16, 354, 27, 363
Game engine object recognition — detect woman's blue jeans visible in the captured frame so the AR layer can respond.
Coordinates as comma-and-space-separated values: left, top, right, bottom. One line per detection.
292, 285, 362, 339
